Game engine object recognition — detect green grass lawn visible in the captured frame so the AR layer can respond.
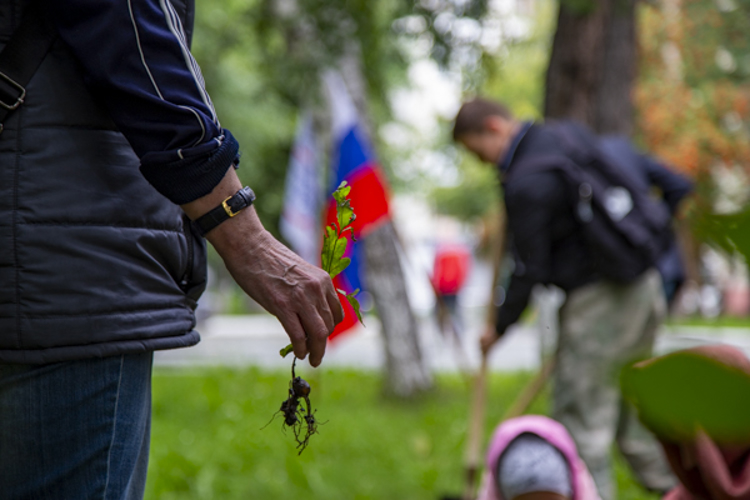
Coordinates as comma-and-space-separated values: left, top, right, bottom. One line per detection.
147, 366, 660, 500
665, 315, 750, 329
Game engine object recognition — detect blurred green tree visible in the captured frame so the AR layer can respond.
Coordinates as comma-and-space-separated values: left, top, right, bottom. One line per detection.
430, 156, 499, 222
636, 0, 750, 182
635, 0, 750, 283
191, 0, 490, 238
429, 1, 555, 224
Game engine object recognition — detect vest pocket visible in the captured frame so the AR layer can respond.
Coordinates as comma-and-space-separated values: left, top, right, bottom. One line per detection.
179, 215, 207, 306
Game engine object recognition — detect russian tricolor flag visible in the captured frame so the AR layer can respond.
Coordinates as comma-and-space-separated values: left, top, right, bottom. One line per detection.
323, 71, 390, 339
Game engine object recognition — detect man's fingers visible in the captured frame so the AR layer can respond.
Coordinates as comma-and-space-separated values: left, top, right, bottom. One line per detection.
321, 306, 334, 336
298, 308, 329, 367
326, 284, 345, 326
317, 290, 335, 335
278, 314, 308, 360
309, 273, 336, 334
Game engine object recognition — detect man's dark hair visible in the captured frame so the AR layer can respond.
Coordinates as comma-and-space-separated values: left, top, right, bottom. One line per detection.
452, 98, 513, 141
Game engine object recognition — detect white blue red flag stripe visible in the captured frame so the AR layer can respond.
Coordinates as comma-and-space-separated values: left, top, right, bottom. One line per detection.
280, 112, 322, 265
323, 71, 390, 339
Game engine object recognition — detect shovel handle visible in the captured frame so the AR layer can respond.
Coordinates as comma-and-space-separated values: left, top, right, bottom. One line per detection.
463, 353, 488, 500
462, 206, 507, 500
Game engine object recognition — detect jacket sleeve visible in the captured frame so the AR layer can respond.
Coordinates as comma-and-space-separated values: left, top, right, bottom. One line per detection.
49, 0, 238, 205
640, 155, 694, 214
495, 173, 561, 336
601, 136, 693, 215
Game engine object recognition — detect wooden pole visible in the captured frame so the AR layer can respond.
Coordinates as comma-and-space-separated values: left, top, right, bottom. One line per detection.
455, 207, 560, 500
463, 353, 488, 500
461, 207, 507, 500
502, 357, 555, 421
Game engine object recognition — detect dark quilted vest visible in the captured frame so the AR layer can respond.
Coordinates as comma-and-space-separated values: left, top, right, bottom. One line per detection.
0, 0, 206, 363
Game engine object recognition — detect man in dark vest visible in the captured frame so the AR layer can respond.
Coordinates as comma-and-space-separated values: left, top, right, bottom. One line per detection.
0, 1, 343, 498
452, 98, 679, 499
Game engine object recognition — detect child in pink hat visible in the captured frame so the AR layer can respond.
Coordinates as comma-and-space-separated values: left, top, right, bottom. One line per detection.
478, 415, 601, 500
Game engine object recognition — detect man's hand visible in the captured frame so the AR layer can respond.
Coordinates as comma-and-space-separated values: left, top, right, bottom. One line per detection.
183, 168, 344, 367
480, 325, 502, 355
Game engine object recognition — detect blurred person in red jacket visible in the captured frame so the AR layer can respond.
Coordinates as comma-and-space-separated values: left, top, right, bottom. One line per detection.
432, 242, 472, 335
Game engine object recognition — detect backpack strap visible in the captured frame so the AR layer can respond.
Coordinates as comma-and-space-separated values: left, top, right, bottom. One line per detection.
0, 0, 57, 135
503, 153, 581, 188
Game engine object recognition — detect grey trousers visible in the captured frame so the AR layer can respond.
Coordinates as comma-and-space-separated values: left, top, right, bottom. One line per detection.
552, 269, 676, 500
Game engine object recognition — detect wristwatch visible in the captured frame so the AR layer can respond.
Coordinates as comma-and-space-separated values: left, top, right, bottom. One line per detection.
193, 186, 256, 237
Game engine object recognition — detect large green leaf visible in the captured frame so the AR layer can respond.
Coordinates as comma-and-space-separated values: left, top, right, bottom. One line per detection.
622, 349, 750, 444
694, 208, 750, 267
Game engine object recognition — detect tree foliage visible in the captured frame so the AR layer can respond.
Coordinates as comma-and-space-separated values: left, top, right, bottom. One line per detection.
430, 155, 499, 222
191, 0, 490, 238
635, 0, 750, 269
636, 1, 750, 181
191, 0, 403, 238
429, 2, 555, 223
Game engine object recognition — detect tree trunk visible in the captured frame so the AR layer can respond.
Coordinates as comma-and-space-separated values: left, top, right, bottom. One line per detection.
338, 52, 432, 398
362, 222, 433, 397
545, 0, 637, 136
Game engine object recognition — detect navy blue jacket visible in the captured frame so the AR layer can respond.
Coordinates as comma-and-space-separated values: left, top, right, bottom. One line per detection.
496, 124, 598, 336
495, 124, 691, 335
0, 0, 231, 363
600, 136, 693, 295
49, 0, 238, 204
599, 136, 692, 217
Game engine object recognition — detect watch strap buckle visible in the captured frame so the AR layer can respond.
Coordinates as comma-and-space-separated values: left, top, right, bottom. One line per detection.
193, 186, 256, 237
222, 196, 240, 217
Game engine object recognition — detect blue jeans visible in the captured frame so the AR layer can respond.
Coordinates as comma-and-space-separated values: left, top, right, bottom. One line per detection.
0, 352, 153, 500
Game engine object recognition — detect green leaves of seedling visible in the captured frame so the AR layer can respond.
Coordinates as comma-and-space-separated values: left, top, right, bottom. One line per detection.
279, 181, 364, 358
324, 182, 363, 324
332, 182, 351, 203
322, 181, 358, 280
322, 225, 350, 279
343, 288, 363, 325
333, 184, 356, 234
329, 254, 351, 280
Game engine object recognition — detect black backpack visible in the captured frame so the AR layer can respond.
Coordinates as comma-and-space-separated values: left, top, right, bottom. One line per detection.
506, 121, 672, 284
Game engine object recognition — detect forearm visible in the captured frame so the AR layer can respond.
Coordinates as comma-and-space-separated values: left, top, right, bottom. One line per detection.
495, 274, 535, 335
643, 155, 693, 213
181, 167, 270, 258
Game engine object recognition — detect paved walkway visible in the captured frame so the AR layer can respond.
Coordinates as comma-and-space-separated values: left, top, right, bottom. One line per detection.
154, 312, 750, 372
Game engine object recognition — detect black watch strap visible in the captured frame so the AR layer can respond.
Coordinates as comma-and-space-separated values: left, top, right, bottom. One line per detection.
192, 186, 256, 237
